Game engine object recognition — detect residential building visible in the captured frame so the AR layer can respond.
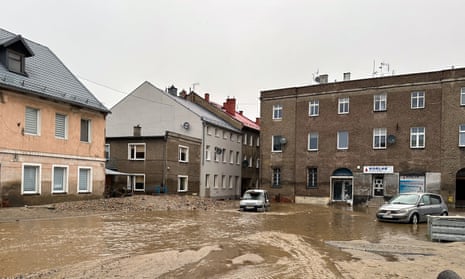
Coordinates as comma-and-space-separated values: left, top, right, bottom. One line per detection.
185, 92, 260, 195
0, 28, 109, 206
260, 68, 465, 207
106, 82, 242, 199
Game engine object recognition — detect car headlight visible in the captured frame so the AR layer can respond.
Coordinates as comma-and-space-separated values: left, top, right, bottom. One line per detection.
398, 209, 408, 214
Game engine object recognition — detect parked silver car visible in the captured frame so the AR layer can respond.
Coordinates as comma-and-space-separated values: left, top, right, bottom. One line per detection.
239, 189, 270, 212
376, 192, 448, 224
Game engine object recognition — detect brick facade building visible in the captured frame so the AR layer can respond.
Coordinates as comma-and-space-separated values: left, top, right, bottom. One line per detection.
260, 68, 465, 207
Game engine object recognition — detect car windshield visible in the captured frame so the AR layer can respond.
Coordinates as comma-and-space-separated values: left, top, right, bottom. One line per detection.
242, 192, 263, 200
389, 194, 419, 205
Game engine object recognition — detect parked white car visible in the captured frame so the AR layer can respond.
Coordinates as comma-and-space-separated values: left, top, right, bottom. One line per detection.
239, 189, 270, 212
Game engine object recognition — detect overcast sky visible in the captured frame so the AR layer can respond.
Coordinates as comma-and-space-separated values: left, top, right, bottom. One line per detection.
3, 0, 465, 119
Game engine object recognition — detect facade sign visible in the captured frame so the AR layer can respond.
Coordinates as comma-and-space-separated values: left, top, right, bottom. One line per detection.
363, 166, 394, 174
399, 175, 425, 193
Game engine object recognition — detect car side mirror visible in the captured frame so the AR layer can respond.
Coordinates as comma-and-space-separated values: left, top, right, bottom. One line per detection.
418, 202, 425, 207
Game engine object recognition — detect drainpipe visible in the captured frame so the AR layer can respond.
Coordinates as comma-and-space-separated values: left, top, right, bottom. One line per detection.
162, 131, 167, 186
293, 88, 298, 202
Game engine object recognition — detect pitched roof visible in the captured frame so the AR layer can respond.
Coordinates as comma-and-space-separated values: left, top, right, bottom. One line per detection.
0, 28, 108, 113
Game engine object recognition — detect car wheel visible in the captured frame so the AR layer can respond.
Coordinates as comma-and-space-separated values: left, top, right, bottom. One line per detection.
411, 213, 419, 224
441, 212, 448, 216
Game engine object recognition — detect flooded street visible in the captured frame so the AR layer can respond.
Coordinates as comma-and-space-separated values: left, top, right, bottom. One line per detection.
0, 203, 462, 278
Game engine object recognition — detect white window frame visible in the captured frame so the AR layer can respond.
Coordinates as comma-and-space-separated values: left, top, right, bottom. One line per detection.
309, 100, 319, 116
307, 167, 318, 188
223, 131, 228, 139
308, 132, 319, 151
205, 174, 210, 188
374, 94, 387, 112
80, 118, 91, 143
128, 143, 146, 160
373, 128, 387, 149
207, 126, 212, 135
178, 175, 188, 192
461, 88, 465, 106
256, 137, 260, 147
272, 104, 283, 120
272, 168, 281, 187
410, 127, 425, 148
236, 151, 240, 165
215, 128, 220, 137
249, 134, 253, 146
460, 124, 465, 147
411, 91, 425, 109
22, 163, 41, 194
127, 174, 145, 192
25, 107, 40, 135
77, 167, 92, 193
213, 175, 218, 188
52, 165, 68, 193
249, 157, 253, 168
55, 113, 68, 139
222, 148, 226, 163
178, 145, 189, 163
338, 97, 349, 114
222, 175, 226, 189
229, 176, 233, 189
272, 135, 283, 152
337, 131, 349, 150
243, 133, 248, 145
256, 158, 260, 169
205, 145, 211, 161
229, 150, 234, 164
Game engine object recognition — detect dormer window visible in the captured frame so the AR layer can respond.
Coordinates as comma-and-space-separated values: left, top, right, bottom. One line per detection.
7, 50, 24, 74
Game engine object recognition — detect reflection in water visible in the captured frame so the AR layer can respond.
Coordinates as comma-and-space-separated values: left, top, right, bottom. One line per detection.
0, 203, 430, 277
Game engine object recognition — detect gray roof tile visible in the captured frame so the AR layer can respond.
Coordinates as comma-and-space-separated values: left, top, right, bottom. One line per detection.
0, 28, 108, 113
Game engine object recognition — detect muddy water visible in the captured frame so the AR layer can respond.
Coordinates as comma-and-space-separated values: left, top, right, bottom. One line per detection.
0, 204, 430, 278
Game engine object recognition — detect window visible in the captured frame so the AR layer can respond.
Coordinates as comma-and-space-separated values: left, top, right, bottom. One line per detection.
7, 50, 24, 74
256, 137, 260, 147
309, 100, 319, 116
222, 148, 226, 162
205, 174, 210, 188
337, 131, 349, 150
460, 125, 465, 147
410, 127, 425, 148
249, 157, 253, 168
256, 158, 260, 168
214, 148, 220, 162
237, 135, 241, 143
178, 175, 188, 192
236, 151, 240, 165
127, 175, 145, 191
338, 97, 349, 114
223, 131, 228, 139
207, 126, 212, 135
25, 107, 40, 135
411, 91, 425, 109
179, 145, 189, 163
272, 135, 284, 152
55, 113, 67, 139
22, 164, 41, 194
308, 132, 318, 151
205, 145, 211, 161
229, 150, 234, 164
373, 128, 387, 149
128, 143, 145, 160
374, 94, 387, 111
243, 133, 248, 145
215, 128, 220, 137
52, 165, 68, 193
249, 135, 253, 146
222, 175, 226, 189
272, 104, 282, 120
229, 176, 233, 189
307, 167, 318, 188
461, 88, 465, 106
78, 167, 92, 193
80, 119, 91, 142
213, 175, 218, 188
272, 168, 281, 187
105, 144, 110, 161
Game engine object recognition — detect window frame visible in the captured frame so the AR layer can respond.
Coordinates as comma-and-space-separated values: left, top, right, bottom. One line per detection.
178, 175, 188, 192
337, 131, 349, 150
22, 163, 41, 194
272, 135, 283, 152
52, 165, 68, 193
105, 144, 110, 161
77, 167, 92, 193
127, 174, 145, 192
7, 49, 25, 74
55, 113, 68, 139
410, 127, 425, 148
411, 91, 425, 109
272, 104, 283, 120
229, 150, 234, 164
460, 124, 465, 147
80, 118, 91, 143
128, 143, 146, 160
25, 106, 40, 135
309, 100, 319, 116
374, 93, 387, 112
205, 174, 210, 188
272, 168, 281, 187
178, 145, 189, 163
308, 132, 319, 151
461, 87, 465, 106
307, 167, 318, 188
338, 97, 349, 114
373, 128, 387, 149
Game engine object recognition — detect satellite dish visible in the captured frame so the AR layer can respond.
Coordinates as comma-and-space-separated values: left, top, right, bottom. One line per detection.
280, 137, 287, 145
182, 122, 190, 129
387, 135, 396, 145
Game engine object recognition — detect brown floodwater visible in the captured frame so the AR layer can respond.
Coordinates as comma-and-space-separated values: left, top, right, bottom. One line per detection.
0, 203, 436, 278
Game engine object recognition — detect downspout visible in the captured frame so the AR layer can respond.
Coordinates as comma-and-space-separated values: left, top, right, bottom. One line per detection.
293, 88, 298, 202
162, 131, 167, 186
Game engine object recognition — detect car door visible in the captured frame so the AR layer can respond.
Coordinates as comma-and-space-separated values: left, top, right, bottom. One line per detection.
418, 194, 433, 220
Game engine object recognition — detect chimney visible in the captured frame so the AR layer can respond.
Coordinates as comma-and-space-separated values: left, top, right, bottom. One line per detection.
255, 117, 260, 125
319, 74, 328, 84
223, 98, 236, 115
167, 85, 178, 96
239, 110, 243, 115
133, 125, 141, 136
179, 90, 187, 99
343, 72, 351, 81
204, 93, 210, 102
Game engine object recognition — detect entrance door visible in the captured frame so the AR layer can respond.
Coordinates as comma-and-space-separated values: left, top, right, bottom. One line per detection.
332, 179, 352, 201
373, 175, 384, 197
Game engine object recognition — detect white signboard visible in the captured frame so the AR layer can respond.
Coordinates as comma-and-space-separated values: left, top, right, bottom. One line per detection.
363, 166, 394, 174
